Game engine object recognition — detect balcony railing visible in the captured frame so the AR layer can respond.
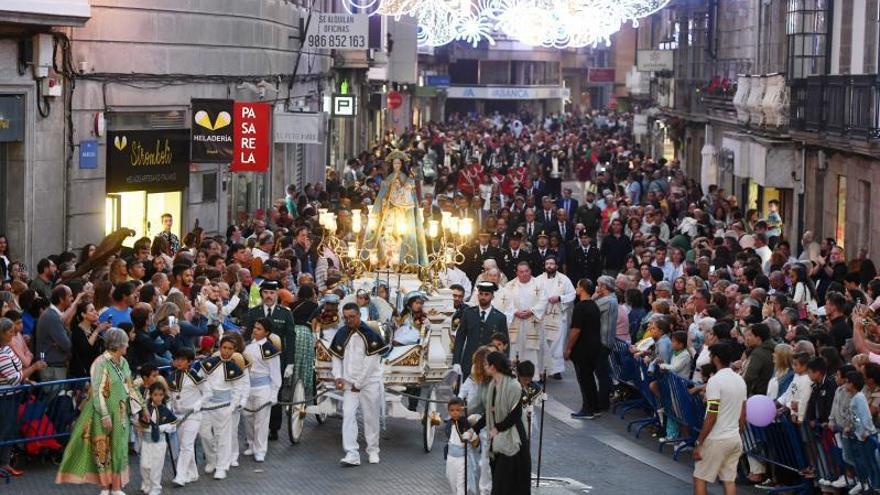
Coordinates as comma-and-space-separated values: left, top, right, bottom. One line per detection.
790, 74, 880, 139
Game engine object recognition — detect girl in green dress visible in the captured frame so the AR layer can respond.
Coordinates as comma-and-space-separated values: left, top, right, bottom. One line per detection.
56, 328, 144, 495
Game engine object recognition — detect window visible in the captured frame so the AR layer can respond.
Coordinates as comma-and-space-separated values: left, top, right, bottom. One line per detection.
839, 0, 853, 74
837, 175, 847, 249
865, 0, 879, 73
787, 0, 829, 78
688, 11, 709, 81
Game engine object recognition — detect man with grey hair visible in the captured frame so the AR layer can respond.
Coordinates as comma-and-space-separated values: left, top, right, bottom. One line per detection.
593, 275, 618, 411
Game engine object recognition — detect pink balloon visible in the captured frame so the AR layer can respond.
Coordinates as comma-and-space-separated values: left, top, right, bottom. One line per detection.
746, 394, 777, 427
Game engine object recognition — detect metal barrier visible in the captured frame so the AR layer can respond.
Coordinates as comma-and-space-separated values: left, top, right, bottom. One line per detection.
655, 371, 704, 460
740, 416, 813, 494
0, 376, 89, 449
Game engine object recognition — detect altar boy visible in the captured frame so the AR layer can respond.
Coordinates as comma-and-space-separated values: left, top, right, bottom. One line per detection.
169, 347, 211, 487
243, 318, 282, 462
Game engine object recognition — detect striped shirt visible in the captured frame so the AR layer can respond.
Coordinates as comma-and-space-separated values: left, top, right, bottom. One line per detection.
0, 345, 23, 388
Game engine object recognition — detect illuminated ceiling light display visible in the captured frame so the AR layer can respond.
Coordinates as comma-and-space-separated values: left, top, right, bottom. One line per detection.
342, 0, 671, 48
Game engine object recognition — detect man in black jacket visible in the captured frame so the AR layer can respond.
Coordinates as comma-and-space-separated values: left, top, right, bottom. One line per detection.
805, 357, 837, 424
599, 218, 632, 275
502, 232, 529, 281
567, 230, 601, 282
464, 231, 504, 282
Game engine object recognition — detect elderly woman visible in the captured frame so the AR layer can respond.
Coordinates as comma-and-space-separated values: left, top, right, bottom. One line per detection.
0, 317, 46, 476
56, 328, 143, 494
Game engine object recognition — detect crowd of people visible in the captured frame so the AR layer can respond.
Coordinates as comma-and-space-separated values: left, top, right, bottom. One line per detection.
0, 108, 876, 495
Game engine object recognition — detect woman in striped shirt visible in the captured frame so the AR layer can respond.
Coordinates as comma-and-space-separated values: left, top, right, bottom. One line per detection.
0, 317, 46, 476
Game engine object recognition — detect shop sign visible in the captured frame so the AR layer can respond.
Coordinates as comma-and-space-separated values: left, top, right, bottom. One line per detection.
425, 75, 450, 87
588, 68, 616, 83
274, 111, 323, 144
79, 139, 98, 169
191, 99, 234, 162
232, 102, 271, 172
0, 95, 24, 142
637, 50, 674, 72
106, 129, 190, 193
445, 85, 570, 100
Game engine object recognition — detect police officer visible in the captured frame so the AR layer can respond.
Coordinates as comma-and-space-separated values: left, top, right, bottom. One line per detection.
452, 281, 508, 380
242, 280, 296, 440
502, 231, 529, 281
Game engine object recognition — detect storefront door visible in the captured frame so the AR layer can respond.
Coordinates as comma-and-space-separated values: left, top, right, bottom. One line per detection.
105, 191, 182, 247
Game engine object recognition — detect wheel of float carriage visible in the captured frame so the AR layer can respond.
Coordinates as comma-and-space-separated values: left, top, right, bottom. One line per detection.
287, 379, 306, 444
422, 386, 439, 453
314, 381, 328, 425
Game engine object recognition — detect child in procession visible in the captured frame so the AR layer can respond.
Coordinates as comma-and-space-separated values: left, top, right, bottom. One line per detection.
243, 318, 282, 462
138, 382, 177, 495
169, 347, 211, 487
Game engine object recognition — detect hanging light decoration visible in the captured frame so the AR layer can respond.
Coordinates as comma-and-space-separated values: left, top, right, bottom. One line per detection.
342, 0, 671, 48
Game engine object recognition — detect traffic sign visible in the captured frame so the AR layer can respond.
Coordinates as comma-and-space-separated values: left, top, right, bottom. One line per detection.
387, 90, 402, 110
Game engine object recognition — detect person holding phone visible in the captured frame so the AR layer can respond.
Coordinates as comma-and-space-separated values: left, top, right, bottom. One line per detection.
69, 301, 111, 378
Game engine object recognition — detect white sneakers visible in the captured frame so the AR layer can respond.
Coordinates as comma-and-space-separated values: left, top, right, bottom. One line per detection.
368, 452, 380, 464
213, 469, 227, 480
243, 448, 254, 456
340, 452, 361, 466
255, 455, 265, 463
204, 464, 215, 474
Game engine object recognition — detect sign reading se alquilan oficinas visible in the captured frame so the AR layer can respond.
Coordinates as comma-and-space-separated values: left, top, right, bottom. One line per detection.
106, 129, 190, 193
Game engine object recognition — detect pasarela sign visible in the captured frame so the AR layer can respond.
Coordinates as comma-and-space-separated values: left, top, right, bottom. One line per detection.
232, 102, 271, 172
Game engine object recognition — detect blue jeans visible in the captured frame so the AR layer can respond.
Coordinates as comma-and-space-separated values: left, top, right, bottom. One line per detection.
851, 436, 880, 487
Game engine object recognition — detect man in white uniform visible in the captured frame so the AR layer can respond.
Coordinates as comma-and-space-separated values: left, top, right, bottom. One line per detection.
535, 256, 575, 379
330, 303, 390, 466
500, 261, 547, 379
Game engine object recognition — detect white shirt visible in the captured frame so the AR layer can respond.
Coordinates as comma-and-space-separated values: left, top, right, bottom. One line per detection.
252, 247, 271, 262
440, 266, 473, 300
170, 368, 211, 413
704, 367, 747, 441
244, 337, 282, 396
331, 329, 383, 389
779, 372, 813, 422
204, 358, 250, 409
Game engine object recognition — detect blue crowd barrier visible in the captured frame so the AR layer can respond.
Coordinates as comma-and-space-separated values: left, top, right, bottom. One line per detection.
0, 376, 89, 449
655, 371, 704, 460
608, 339, 661, 437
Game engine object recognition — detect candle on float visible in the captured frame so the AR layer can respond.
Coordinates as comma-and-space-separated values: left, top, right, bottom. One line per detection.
351, 209, 362, 232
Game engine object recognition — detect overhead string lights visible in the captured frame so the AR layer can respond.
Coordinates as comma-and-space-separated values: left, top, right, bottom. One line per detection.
343, 0, 671, 48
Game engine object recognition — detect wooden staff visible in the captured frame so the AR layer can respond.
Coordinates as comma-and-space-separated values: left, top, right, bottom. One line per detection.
535, 368, 548, 488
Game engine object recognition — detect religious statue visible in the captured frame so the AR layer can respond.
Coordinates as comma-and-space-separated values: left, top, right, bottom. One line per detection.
364, 150, 430, 268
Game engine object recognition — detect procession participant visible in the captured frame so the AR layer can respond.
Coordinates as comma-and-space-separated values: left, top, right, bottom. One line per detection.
198, 334, 249, 480
394, 291, 428, 346
242, 280, 296, 441
137, 382, 177, 495
501, 262, 548, 379
222, 332, 250, 469
502, 232, 529, 281
466, 232, 504, 282
330, 303, 389, 466
535, 256, 576, 380
354, 289, 383, 322
439, 259, 472, 300
459, 346, 493, 495
445, 397, 476, 495
312, 294, 342, 342
529, 231, 556, 276
242, 318, 281, 463
169, 347, 210, 488
472, 351, 531, 495
454, 282, 508, 380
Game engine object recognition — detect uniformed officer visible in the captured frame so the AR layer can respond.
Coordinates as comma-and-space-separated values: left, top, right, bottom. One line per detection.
452, 281, 508, 380
502, 231, 529, 281
242, 280, 296, 440
530, 230, 557, 276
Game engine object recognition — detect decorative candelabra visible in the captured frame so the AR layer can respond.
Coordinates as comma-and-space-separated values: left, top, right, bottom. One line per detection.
424, 212, 473, 289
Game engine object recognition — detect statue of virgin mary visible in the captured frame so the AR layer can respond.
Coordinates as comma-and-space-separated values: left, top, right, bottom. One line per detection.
364, 150, 429, 268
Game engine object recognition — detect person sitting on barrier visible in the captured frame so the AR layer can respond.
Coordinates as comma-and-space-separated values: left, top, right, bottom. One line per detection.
845, 370, 880, 493
242, 318, 281, 463
169, 347, 210, 488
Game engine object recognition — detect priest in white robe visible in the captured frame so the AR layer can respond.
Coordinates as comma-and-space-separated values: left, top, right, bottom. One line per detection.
439, 261, 472, 300
534, 256, 575, 378
500, 261, 547, 379
468, 267, 507, 310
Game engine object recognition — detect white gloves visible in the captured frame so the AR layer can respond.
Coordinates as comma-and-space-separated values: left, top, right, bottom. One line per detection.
467, 414, 481, 425
159, 424, 176, 434
284, 365, 294, 378
452, 364, 462, 376
461, 429, 476, 441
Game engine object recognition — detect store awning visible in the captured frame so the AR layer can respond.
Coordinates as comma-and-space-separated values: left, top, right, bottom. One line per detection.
721, 134, 796, 189
2, 0, 90, 26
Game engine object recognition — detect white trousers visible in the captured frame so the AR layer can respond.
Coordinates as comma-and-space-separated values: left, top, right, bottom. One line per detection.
230, 407, 242, 465
174, 414, 201, 483
243, 385, 273, 458
446, 456, 466, 495
200, 404, 233, 471
140, 439, 167, 495
342, 381, 381, 456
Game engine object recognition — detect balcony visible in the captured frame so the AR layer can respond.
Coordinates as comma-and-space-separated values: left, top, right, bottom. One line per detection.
790, 74, 880, 140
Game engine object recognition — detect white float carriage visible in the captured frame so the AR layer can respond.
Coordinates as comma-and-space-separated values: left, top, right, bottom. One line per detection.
285, 274, 457, 452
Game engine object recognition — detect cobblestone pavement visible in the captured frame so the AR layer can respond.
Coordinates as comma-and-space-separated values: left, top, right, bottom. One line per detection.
9, 362, 753, 494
